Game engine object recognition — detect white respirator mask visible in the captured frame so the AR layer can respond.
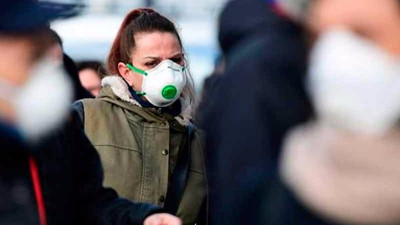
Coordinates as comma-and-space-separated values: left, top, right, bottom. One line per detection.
127, 59, 187, 107
308, 28, 400, 135
0, 56, 73, 142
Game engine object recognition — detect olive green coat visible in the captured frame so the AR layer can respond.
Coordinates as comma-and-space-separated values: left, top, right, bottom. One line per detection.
79, 76, 206, 225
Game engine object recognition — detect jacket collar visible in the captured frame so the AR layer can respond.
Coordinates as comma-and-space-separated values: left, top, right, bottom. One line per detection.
100, 75, 192, 126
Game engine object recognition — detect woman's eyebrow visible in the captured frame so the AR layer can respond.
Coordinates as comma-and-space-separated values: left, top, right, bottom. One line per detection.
143, 56, 161, 60
143, 53, 183, 60
169, 53, 183, 58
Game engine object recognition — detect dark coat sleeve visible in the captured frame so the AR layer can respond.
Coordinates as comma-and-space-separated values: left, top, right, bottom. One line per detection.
71, 100, 85, 128
70, 109, 163, 225
34, 109, 163, 225
69, 100, 165, 224
67, 104, 165, 224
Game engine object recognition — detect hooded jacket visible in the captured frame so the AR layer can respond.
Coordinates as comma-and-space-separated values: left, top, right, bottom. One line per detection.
73, 76, 206, 225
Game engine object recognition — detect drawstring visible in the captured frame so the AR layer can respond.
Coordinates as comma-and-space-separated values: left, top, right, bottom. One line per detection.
29, 157, 47, 225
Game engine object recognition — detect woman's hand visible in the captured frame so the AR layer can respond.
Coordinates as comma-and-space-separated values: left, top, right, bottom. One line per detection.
144, 213, 182, 225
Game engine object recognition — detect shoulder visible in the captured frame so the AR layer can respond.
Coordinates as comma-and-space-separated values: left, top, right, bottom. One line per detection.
72, 100, 85, 125
74, 98, 117, 113
229, 32, 306, 70
72, 98, 113, 124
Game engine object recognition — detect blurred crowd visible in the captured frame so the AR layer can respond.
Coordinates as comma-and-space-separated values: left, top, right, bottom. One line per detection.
0, 0, 399, 225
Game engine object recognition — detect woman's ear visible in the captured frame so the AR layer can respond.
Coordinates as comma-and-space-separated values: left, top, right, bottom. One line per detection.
118, 62, 133, 86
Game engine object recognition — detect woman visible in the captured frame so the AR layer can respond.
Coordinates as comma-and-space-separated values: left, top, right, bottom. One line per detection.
73, 8, 206, 225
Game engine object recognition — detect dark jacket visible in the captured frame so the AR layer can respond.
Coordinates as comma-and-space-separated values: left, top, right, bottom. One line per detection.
199, 0, 325, 224
0, 123, 38, 225
0, 111, 161, 225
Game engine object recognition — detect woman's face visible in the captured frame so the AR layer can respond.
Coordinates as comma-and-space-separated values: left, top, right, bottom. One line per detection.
118, 31, 184, 92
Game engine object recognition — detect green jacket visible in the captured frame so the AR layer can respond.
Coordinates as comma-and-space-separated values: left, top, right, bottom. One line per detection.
75, 76, 207, 225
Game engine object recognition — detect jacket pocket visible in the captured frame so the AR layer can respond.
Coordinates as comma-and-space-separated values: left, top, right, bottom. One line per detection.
95, 145, 143, 202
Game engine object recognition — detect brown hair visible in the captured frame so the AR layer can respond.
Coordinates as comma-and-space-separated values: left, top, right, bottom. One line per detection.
107, 8, 183, 74
107, 8, 197, 113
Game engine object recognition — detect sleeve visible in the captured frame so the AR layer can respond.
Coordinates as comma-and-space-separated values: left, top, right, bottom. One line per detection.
71, 100, 85, 127
69, 110, 164, 225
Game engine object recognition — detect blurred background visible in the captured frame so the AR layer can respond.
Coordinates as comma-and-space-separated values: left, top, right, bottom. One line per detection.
49, 0, 228, 93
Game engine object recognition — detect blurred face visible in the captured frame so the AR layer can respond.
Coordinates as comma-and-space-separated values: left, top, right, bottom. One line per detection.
0, 29, 55, 87
79, 69, 102, 97
0, 35, 37, 87
0, 35, 39, 120
308, 0, 400, 55
0, 30, 62, 123
117, 31, 184, 92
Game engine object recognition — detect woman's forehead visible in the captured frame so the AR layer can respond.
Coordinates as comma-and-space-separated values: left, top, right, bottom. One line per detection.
133, 31, 182, 58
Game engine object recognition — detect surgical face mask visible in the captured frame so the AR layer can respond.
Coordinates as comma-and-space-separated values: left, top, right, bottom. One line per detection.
308, 28, 400, 135
0, 57, 73, 142
127, 59, 187, 107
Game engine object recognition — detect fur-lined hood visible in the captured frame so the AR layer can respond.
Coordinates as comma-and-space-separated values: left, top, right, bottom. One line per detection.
100, 75, 192, 126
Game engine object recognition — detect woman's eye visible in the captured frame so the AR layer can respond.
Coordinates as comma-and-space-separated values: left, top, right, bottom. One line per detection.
145, 61, 158, 68
172, 58, 183, 64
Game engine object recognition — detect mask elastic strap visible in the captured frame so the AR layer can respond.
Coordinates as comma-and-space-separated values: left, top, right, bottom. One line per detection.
127, 84, 146, 96
126, 63, 148, 76
125, 64, 147, 96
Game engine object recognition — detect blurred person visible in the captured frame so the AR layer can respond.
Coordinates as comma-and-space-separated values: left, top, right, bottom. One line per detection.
198, 0, 324, 224
0, 1, 182, 225
64, 53, 94, 100
77, 61, 105, 97
73, 8, 207, 225
280, 0, 400, 224
48, 29, 94, 100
